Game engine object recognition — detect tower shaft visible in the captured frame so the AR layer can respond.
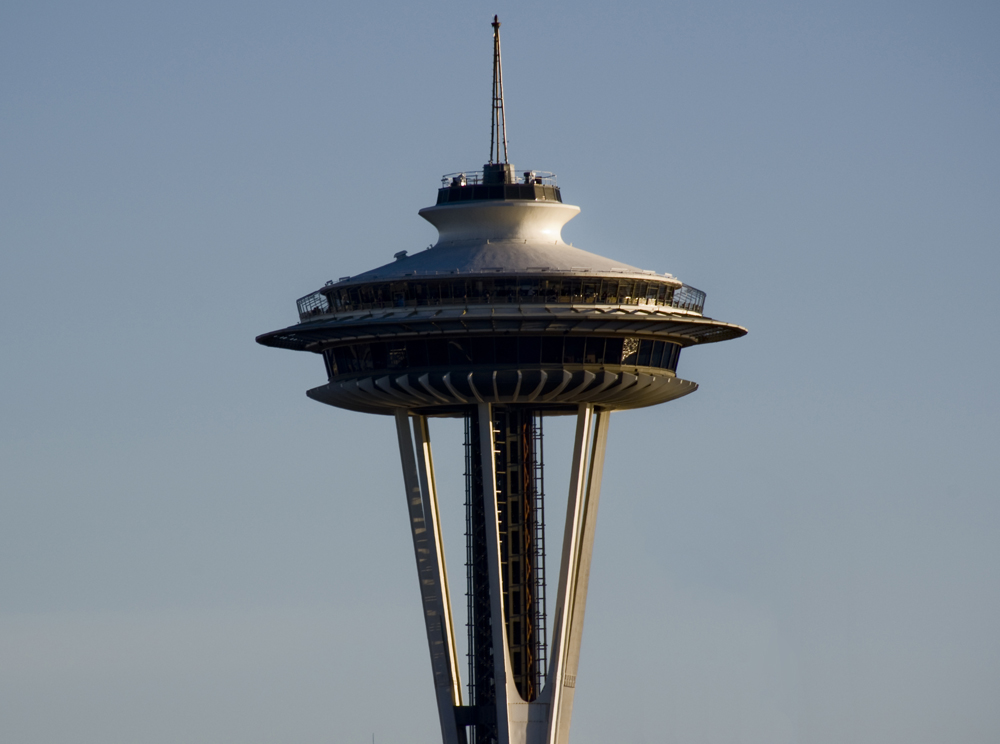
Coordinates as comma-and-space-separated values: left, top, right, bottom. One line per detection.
466, 407, 547, 742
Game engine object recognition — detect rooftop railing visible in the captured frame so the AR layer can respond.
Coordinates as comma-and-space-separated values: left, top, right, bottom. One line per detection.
441, 170, 557, 187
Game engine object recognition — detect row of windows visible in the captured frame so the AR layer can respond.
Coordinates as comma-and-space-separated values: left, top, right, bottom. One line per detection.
435, 183, 563, 204
322, 335, 681, 378
298, 276, 705, 319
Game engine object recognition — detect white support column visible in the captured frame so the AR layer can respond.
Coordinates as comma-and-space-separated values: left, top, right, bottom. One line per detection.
414, 415, 464, 710
395, 410, 463, 744
544, 404, 593, 744
549, 408, 610, 744
541, 404, 610, 744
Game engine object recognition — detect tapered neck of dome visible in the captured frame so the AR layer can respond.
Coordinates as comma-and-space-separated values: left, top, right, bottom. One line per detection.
418, 200, 581, 245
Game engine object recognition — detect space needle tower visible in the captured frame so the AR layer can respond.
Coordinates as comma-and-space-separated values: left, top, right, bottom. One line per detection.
258, 16, 745, 744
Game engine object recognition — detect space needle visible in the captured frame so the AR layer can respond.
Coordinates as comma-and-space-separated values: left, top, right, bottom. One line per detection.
257, 16, 746, 744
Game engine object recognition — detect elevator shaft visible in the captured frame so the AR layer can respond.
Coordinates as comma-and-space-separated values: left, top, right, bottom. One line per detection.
466, 406, 546, 742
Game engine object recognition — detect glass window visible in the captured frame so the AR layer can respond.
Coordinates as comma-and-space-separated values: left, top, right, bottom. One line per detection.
605, 337, 624, 364
370, 342, 388, 370
651, 340, 664, 368
584, 337, 605, 364
564, 337, 584, 364
471, 337, 495, 364
311, 276, 696, 312
326, 335, 681, 376
427, 339, 448, 366
619, 281, 634, 304
336, 347, 351, 373
388, 342, 407, 370
333, 347, 351, 373
637, 340, 653, 367
406, 341, 428, 368
541, 336, 563, 364
518, 336, 541, 364
356, 343, 373, 372
448, 339, 472, 365
495, 336, 517, 363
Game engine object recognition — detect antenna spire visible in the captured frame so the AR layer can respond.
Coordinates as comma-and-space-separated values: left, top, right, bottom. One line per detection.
489, 15, 508, 165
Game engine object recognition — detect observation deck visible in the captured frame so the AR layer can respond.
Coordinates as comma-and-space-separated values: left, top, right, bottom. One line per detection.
256, 164, 746, 416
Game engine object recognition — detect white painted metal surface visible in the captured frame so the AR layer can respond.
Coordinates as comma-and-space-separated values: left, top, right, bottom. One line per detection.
339, 199, 677, 286
395, 411, 463, 744
548, 408, 610, 744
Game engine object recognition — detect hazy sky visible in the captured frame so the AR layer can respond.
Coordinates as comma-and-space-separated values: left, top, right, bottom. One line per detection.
2, 1, 998, 742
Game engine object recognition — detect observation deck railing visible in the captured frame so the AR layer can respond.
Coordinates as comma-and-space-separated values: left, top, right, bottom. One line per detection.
295, 277, 706, 322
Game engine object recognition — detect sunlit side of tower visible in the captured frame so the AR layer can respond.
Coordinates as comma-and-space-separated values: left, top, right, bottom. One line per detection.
257, 17, 746, 744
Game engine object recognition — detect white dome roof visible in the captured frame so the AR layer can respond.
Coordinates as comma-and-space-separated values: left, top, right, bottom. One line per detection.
338, 200, 674, 286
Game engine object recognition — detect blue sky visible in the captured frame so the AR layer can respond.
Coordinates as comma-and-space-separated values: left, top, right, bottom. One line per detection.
2, 1, 998, 742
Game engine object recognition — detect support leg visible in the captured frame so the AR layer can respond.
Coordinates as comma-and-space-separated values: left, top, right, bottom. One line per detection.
545, 406, 611, 744
415, 416, 464, 711
395, 410, 465, 744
